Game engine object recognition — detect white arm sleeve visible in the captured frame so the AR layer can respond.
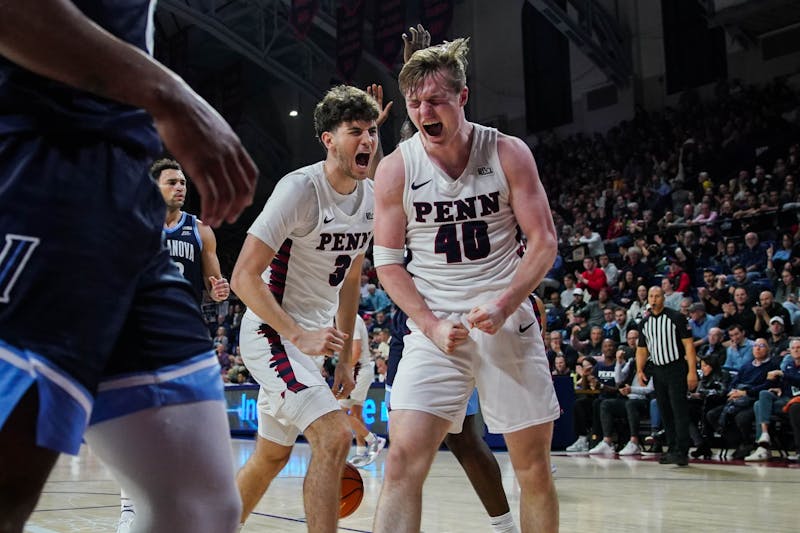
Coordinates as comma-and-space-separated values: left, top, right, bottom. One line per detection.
248, 171, 318, 250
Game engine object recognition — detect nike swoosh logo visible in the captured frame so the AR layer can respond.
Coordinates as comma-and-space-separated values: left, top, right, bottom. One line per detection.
518, 322, 535, 333
323, 216, 334, 223
411, 179, 432, 190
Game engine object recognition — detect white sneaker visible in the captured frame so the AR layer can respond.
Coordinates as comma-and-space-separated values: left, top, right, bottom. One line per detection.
744, 446, 771, 462
368, 436, 387, 459
348, 453, 372, 468
566, 436, 589, 453
756, 432, 771, 446
117, 510, 135, 533
588, 440, 616, 455
618, 441, 642, 456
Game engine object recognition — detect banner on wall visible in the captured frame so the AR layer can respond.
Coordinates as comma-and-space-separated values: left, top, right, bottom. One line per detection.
373, 0, 406, 69
225, 384, 390, 437
336, 0, 366, 82
290, 0, 319, 40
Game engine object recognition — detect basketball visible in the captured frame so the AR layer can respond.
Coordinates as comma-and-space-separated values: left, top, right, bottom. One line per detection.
339, 463, 364, 518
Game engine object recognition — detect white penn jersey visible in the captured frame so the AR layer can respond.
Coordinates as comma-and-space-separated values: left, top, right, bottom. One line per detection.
400, 123, 520, 313
245, 161, 374, 330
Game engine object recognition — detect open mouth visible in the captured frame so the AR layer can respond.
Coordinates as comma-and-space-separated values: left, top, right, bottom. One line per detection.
423, 122, 443, 137
355, 153, 370, 168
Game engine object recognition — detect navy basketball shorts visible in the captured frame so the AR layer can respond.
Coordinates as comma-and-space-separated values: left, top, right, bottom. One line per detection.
0, 135, 221, 455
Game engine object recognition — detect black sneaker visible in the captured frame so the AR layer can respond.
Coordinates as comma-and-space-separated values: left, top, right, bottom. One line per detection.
732, 446, 751, 460
659, 453, 676, 465
674, 455, 689, 466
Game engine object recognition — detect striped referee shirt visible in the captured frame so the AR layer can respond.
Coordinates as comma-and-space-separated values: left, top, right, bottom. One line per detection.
637, 308, 692, 366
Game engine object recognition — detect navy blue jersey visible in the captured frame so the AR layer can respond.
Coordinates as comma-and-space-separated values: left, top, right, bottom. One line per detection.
0, 1, 160, 156
165, 212, 205, 304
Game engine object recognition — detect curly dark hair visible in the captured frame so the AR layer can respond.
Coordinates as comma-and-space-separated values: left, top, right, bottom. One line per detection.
313, 85, 380, 140
149, 158, 182, 181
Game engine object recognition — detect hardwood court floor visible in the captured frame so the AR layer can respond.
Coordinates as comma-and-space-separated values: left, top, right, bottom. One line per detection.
26, 439, 798, 533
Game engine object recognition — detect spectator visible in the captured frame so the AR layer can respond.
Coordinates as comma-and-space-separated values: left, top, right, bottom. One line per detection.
212, 326, 229, 349
592, 350, 654, 456
688, 302, 721, 348
579, 224, 606, 257
545, 290, 568, 333
561, 273, 580, 308
667, 258, 692, 295
585, 288, 617, 327
371, 310, 391, 332
575, 256, 608, 300
661, 277, 683, 310
718, 287, 756, 336
745, 338, 800, 461
692, 202, 717, 225
361, 283, 393, 314
687, 355, 731, 459
770, 266, 800, 305
718, 240, 741, 274
375, 329, 391, 358
614, 269, 637, 307
613, 308, 633, 344
739, 232, 768, 278
599, 253, 620, 287
724, 324, 754, 373
678, 297, 693, 318
766, 316, 790, 361
752, 290, 791, 335
697, 269, 730, 315
565, 289, 588, 323
622, 246, 652, 288
571, 325, 604, 360
698, 327, 727, 363
374, 356, 387, 383
215, 343, 233, 374
546, 330, 580, 372
552, 355, 572, 377
628, 284, 650, 324
767, 232, 797, 273
600, 307, 621, 340
706, 338, 778, 459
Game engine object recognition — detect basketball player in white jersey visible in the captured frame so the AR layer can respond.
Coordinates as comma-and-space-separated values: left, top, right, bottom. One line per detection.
341, 313, 386, 467
231, 85, 379, 532
371, 38, 560, 533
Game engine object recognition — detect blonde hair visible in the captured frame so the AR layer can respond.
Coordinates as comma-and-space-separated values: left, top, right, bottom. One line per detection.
398, 37, 470, 96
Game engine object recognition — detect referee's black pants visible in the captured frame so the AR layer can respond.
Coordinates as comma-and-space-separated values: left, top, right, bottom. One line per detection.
651, 359, 690, 457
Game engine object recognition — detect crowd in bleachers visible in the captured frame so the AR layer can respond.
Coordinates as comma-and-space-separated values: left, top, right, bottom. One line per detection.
536, 77, 800, 461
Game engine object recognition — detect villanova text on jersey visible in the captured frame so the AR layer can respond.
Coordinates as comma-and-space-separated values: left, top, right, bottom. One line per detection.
164, 213, 204, 304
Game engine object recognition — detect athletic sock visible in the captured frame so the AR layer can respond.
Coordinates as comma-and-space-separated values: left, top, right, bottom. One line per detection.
364, 432, 376, 445
120, 495, 135, 514
489, 511, 518, 533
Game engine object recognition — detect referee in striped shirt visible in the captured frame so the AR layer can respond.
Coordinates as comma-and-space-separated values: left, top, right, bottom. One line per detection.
636, 286, 698, 465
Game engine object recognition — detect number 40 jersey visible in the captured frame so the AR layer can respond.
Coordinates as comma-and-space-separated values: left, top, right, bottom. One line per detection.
244, 161, 373, 331
400, 124, 521, 314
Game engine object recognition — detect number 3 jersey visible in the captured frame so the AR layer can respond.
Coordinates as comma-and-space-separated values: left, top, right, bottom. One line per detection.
399, 124, 520, 314
244, 161, 374, 330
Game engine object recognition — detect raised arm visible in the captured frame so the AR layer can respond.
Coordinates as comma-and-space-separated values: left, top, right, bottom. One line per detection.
0, 0, 257, 226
